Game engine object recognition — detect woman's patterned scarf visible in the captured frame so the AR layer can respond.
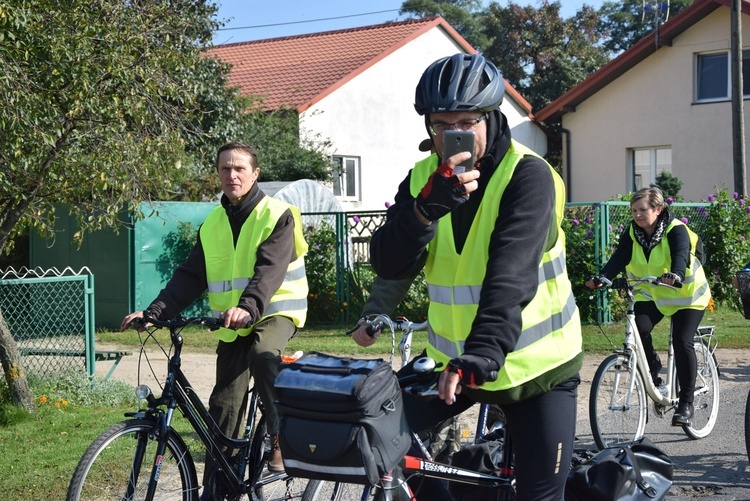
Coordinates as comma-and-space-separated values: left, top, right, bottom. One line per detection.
632, 208, 670, 253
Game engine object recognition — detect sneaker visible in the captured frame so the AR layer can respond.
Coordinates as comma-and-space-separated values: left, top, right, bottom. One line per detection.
268, 434, 285, 472
672, 401, 694, 426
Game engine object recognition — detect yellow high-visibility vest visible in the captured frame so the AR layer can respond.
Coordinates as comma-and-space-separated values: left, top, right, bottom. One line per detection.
200, 196, 308, 342
627, 219, 711, 315
409, 140, 582, 391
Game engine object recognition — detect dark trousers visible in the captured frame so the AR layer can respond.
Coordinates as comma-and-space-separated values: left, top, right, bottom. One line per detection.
634, 301, 705, 403
400, 364, 579, 501
202, 315, 296, 487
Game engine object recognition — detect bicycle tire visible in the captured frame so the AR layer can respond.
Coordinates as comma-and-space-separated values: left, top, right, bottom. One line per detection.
301, 479, 371, 501
589, 353, 648, 449
67, 418, 198, 501
682, 338, 720, 439
745, 387, 750, 463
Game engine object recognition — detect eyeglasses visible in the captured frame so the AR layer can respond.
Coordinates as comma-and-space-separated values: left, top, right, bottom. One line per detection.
428, 114, 487, 136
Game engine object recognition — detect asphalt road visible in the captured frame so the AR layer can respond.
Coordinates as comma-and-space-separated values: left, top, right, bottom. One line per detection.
574, 349, 750, 500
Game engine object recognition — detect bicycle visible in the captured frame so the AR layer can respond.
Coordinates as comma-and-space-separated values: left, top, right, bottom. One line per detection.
301, 314, 510, 501
66, 314, 308, 501
589, 276, 720, 450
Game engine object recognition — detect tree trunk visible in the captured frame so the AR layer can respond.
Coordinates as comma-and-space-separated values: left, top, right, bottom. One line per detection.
0, 308, 36, 413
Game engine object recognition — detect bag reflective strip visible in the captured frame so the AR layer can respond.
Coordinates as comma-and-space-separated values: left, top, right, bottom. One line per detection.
282, 459, 368, 477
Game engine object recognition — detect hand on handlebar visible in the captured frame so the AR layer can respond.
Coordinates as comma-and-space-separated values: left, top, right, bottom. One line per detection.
439, 354, 499, 404
658, 272, 683, 288
350, 317, 381, 347
121, 311, 147, 332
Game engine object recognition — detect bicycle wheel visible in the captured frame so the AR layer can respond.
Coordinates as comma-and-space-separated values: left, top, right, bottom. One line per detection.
589, 353, 648, 449
67, 418, 198, 501
301, 480, 370, 501
682, 338, 720, 439
745, 387, 750, 463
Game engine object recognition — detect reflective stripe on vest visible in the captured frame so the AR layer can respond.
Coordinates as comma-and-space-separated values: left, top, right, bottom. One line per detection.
626, 219, 711, 315
409, 140, 582, 391
201, 196, 309, 342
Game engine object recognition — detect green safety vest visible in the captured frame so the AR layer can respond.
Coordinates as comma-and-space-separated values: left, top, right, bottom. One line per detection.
627, 219, 711, 315
409, 140, 582, 392
200, 196, 308, 343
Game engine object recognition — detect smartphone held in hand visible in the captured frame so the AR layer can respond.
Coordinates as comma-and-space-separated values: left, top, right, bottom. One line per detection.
442, 130, 475, 173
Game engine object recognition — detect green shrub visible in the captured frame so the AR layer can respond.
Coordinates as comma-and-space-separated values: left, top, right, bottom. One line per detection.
698, 187, 750, 307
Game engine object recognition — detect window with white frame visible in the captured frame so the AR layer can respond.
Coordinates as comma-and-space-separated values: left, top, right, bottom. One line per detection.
631, 147, 672, 191
695, 50, 750, 102
332, 155, 360, 200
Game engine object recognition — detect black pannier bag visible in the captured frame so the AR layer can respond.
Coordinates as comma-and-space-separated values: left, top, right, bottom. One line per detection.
274, 352, 410, 485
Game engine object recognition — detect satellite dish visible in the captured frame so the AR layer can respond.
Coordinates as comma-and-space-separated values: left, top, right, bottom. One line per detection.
260, 179, 343, 213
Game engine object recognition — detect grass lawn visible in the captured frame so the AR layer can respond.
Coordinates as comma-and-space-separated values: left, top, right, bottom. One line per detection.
2, 306, 749, 500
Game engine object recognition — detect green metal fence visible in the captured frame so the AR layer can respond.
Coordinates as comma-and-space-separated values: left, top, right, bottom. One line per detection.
310, 201, 711, 326
0, 266, 96, 378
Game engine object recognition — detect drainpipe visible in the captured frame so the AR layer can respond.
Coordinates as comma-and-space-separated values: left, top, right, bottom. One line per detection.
561, 128, 571, 202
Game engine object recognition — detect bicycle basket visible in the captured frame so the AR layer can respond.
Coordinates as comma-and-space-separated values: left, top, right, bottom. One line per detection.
736, 271, 750, 320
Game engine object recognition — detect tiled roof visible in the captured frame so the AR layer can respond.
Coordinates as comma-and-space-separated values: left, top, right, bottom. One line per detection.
537, 0, 744, 122
206, 16, 474, 112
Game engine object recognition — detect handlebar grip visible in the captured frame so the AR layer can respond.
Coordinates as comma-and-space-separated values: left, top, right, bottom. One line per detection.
365, 318, 386, 337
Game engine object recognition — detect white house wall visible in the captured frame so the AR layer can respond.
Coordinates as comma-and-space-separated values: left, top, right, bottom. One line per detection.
564, 8, 750, 202
301, 27, 546, 210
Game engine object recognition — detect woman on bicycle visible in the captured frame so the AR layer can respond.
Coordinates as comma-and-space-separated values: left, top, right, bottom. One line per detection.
585, 187, 711, 426
371, 53, 583, 501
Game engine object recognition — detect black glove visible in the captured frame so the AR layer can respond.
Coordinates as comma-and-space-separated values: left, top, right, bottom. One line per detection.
659, 272, 683, 287
446, 354, 499, 386
415, 162, 469, 221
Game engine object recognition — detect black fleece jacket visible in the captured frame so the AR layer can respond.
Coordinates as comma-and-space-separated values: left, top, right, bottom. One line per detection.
370, 110, 562, 375
147, 183, 297, 325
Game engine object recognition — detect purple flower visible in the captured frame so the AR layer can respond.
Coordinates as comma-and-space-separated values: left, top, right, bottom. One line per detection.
586, 230, 594, 239
584, 217, 592, 224
741, 236, 746, 242
740, 199, 745, 207
708, 194, 716, 202
384, 201, 391, 208
572, 219, 580, 226
747, 205, 750, 214
666, 197, 674, 205
734, 192, 740, 199
680, 217, 688, 224
352, 216, 360, 223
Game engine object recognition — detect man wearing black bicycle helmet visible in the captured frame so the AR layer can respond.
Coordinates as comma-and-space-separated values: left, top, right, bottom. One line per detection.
371, 53, 582, 501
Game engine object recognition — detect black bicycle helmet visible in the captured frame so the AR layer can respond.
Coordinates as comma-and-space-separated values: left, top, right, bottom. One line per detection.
414, 53, 505, 116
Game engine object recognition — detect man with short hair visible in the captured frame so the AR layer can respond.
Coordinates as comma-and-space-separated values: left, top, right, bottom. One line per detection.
121, 141, 308, 495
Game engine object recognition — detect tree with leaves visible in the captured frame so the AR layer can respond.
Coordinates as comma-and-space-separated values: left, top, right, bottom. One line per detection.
400, 0, 490, 51
481, 1, 609, 113
597, 0, 692, 55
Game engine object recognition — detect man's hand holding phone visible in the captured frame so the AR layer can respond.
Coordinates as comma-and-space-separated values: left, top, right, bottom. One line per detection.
414, 152, 479, 223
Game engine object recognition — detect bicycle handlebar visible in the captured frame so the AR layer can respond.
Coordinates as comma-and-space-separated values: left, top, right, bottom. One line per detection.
594, 275, 682, 290
132, 313, 223, 331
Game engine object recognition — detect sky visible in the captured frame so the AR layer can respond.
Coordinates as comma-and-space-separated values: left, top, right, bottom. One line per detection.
211, 1, 607, 46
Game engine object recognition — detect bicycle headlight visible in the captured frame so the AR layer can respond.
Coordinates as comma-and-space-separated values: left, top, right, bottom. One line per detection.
135, 384, 151, 400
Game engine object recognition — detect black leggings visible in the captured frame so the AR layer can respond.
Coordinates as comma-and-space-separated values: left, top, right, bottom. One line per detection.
634, 301, 705, 403
399, 364, 579, 501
